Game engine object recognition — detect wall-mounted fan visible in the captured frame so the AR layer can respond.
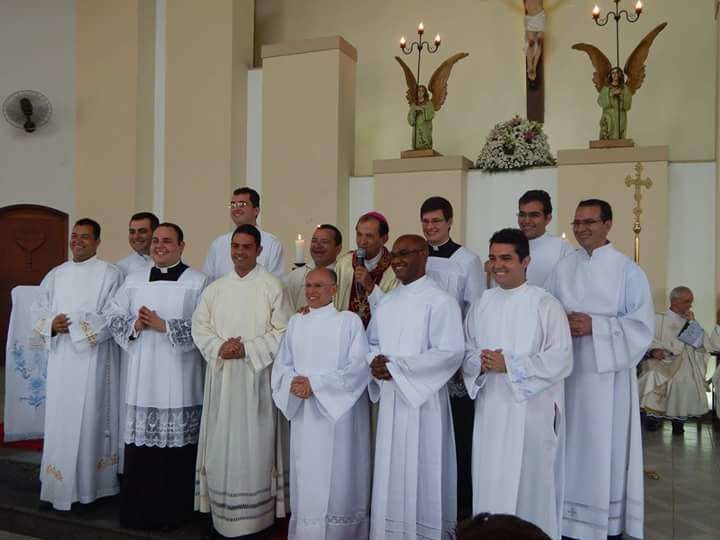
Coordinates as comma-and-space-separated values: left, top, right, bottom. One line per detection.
3, 90, 52, 133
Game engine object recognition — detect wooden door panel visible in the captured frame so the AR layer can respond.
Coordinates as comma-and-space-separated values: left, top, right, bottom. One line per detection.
0, 205, 68, 365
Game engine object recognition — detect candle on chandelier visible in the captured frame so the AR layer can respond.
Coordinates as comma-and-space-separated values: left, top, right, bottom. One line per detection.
400, 35, 406, 49
434, 34, 441, 45
592, 5, 600, 20
635, 1, 642, 14
295, 234, 305, 264
418, 21, 424, 34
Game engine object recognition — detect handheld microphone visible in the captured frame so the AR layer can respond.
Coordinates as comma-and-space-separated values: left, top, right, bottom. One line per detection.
355, 248, 366, 297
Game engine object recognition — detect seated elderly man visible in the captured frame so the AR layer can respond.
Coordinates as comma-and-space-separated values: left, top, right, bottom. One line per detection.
638, 286, 720, 434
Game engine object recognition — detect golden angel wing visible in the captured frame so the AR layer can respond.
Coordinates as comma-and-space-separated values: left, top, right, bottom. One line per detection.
624, 22, 667, 95
571, 43, 612, 92
394, 56, 418, 106
428, 52, 469, 112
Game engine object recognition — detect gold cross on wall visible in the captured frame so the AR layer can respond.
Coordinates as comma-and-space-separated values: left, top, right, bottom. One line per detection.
624, 162, 653, 262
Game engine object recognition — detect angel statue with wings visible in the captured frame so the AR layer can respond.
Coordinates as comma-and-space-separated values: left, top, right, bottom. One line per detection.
395, 52, 468, 150
573, 22, 666, 140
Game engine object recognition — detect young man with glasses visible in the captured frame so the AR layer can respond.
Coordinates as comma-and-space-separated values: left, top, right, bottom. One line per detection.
545, 199, 655, 540
517, 190, 573, 287
202, 187, 284, 281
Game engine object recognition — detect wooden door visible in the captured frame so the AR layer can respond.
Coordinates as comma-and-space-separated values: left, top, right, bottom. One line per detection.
0, 205, 68, 365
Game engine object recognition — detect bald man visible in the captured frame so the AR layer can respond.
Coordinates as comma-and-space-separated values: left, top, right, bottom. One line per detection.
367, 235, 464, 539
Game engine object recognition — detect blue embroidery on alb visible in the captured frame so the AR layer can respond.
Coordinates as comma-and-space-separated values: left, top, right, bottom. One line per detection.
12, 341, 48, 408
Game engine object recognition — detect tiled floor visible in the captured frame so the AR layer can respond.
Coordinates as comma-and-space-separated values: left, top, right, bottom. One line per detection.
643, 420, 720, 540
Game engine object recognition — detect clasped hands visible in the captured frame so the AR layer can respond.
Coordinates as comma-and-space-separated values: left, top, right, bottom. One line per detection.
290, 376, 313, 399
371, 354, 392, 380
218, 337, 245, 360
51, 313, 72, 335
133, 305, 166, 333
568, 312, 592, 337
480, 349, 506, 374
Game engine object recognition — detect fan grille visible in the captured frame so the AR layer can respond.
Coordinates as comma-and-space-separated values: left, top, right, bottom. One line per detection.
3, 90, 52, 130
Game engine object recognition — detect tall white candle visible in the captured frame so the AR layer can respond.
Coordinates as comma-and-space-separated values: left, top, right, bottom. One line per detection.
294, 234, 305, 264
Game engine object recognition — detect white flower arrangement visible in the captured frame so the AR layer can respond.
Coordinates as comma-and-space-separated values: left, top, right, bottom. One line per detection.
475, 116, 555, 172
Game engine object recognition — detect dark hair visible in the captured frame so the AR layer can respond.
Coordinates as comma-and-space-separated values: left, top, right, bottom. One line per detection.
357, 213, 389, 237
232, 224, 261, 247
155, 222, 184, 243
456, 513, 551, 540
130, 212, 159, 230
489, 228, 530, 261
316, 224, 343, 246
74, 218, 101, 240
608, 67, 625, 85
578, 198, 613, 222
233, 187, 260, 208
518, 190, 552, 216
420, 196, 454, 221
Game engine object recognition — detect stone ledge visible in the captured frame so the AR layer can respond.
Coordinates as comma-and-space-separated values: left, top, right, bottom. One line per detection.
373, 155, 473, 175
262, 36, 357, 62
557, 145, 669, 166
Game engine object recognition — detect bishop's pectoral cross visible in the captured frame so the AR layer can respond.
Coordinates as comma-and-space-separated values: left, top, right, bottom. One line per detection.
624, 162, 653, 263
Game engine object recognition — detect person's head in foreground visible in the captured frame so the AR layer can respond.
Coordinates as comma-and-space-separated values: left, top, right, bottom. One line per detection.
455, 513, 551, 540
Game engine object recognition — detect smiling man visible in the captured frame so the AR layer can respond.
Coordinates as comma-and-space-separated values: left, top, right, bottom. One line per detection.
283, 224, 343, 312
517, 190, 573, 287
367, 234, 464, 540
108, 223, 207, 529
202, 187, 285, 281
193, 224, 292, 539
272, 267, 371, 539
117, 212, 159, 277
463, 228, 572, 540
32, 218, 124, 511
545, 199, 655, 540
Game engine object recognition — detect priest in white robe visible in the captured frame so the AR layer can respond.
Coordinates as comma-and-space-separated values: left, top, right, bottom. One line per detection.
334, 212, 397, 327
420, 196, 485, 521
463, 228, 572, 540
193, 224, 292, 538
273, 267, 371, 540
202, 187, 284, 280
32, 218, 123, 511
283, 224, 342, 312
115, 211, 158, 473
639, 286, 720, 433
367, 234, 464, 540
544, 200, 654, 540
517, 190, 573, 287
109, 223, 207, 529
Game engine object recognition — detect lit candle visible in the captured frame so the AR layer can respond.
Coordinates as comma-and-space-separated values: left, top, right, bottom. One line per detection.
592, 5, 600, 20
434, 33, 441, 45
294, 234, 305, 265
400, 35, 406, 49
635, 1, 642, 14
418, 21, 424, 34
561, 232, 567, 240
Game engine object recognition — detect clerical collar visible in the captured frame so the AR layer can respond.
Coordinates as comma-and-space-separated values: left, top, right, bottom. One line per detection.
150, 260, 188, 282
400, 275, 428, 291
496, 282, 529, 295
364, 250, 382, 272
528, 233, 548, 245
428, 238, 461, 259
135, 251, 150, 261
307, 303, 336, 316
233, 265, 260, 280
581, 241, 612, 259
72, 255, 98, 265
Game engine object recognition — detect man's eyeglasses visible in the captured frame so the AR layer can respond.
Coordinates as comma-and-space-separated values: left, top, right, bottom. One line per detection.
229, 201, 252, 209
570, 219, 604, 228
517, 211, 544, 219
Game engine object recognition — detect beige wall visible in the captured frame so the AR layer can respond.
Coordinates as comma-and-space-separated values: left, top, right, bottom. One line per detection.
76, 0, 141, 260
256, 0, 717, 176
163, 0, 255, 268
557, 148, 669, 311
261, 38, 356, 268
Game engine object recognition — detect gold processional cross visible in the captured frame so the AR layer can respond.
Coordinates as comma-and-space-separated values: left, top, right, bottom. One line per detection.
624, 162, 652, 263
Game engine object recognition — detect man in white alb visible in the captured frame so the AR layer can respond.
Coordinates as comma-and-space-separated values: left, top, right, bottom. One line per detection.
193, 224, 292, 538
368, 234, 464, 540
32, 218, 123, 510
464, 228, 572, 540
273, 267, 371, 539
116, 212, 159, 277
517, 190, 573, 287
109, 222, 206, 529
283, 224, 343, 312
419, 196, 485, 520
638, 286, 720, 434
545, 199, 655, 540
202, 187, 284, 280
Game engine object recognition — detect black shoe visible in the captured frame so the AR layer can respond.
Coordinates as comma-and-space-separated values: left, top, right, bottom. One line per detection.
645, 417, 660, 431
672, 420, 685, 435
